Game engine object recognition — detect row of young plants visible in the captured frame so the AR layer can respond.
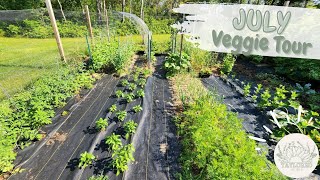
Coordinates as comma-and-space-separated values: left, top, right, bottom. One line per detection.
0, 39, 136, 175
232, 76, 320, 149
171, 73, 285, 179
77, 67, 150, 178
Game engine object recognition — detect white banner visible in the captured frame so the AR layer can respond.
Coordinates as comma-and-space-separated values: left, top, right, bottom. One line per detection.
172, 4, 320, 59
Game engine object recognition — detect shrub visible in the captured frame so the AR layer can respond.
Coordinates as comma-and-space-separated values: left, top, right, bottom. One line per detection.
176, 94, 285, 179
6, 24, 20, 37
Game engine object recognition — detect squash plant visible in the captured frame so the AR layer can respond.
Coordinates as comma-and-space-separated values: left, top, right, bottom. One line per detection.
95, 118, 108, 131
105, 133, 122, 151
112, 144, 135, 176
78, 151, 96, 169
123, 120, 138, 139
163, 53, 190, 77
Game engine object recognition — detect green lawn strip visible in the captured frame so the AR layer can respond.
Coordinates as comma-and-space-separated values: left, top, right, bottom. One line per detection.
171, 73, 286, 179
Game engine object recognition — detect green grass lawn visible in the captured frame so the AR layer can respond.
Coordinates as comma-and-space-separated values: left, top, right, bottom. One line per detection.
0, 34, 170, 99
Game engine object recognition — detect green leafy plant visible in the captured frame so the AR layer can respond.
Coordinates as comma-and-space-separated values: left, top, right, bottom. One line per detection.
252, 95, 258, 102
61, 111, 68, 116
115, 90, 124, 98
109, 104, 117, 113
221, 53, 236, 74
116, 111, 127, 122
125, 93, 135, 103
243, 83, 251, 97
136, 89, 145, 98
268, 105, 320, 144
112, 144, 135, 176
137, 78, 146, 87
133, 73, 139, 82
128, 83, 137, 91
254, 84, 262, 95
95, 118, 108, 131
295, 83, 316, 95
133, 105, 142, 113
78, 151, 96, 169
163, 52, 190, 77
259, 89, 272, 108
123, 120, 138, 139
121, 80, 129, 87
272, 85, 288, 108
105, 133, 122, 151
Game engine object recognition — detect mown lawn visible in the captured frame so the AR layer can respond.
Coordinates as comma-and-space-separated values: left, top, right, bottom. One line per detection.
0, 34, 170, 99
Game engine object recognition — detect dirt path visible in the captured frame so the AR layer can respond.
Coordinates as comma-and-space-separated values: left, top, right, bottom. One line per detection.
125, 56, 180, 180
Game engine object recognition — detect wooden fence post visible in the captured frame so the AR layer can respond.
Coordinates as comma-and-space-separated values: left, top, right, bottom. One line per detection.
45, 0, 66, 62
85, 5, 94, 44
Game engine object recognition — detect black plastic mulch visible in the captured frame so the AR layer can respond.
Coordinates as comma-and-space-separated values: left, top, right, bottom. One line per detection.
9, 74, 120, 180
125, 56, 180, 180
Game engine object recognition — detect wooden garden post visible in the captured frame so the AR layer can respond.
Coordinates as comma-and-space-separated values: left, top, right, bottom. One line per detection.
85, 5, 94, 44
45, 0, 66, 62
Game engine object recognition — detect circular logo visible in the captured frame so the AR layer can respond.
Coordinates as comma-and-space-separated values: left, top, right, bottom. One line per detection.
274, 133, 319, 178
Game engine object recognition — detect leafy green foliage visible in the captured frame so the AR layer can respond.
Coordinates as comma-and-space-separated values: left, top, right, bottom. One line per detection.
115, 90, 124, 99
112, 144, 135, 176
0, 66, 94, 173
269, 106, 320, 146
116, 111, 127, 122
125, 93, 135, 103
175, 94, 285, 179
121, 80, 129, 87
123, 120, 138, 139
78, 151, 95, 169
136, 89, 145, 98
243, 83, 251, 97
109, 104, 117, 113
128, 83, 137, 91
221, 53, 236, 74
105, 133, 122, 151
91, 41, 134, 73
95, 118, 108, 131
163, 53, 190, 77
132, 105, 142, 113
259, 89, 272, 108
137, 78, 146, 87
272, 85, 288, 107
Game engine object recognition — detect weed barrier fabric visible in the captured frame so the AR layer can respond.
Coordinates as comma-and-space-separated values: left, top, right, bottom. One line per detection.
125, 56, 180, 180
9, 75, 120, 180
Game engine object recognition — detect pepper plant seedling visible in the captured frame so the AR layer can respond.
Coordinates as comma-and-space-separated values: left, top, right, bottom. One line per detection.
123, 120, 138, 139
112, 144, 135, 176
133, 105, 142, 113
125, 93, 135, 103
95, 118, 108, 131
136, 89, 145, 98
128, 83, 137, 91
243, 83, 251, 97
78, 151, 96, 169
121, 80, 129, 87
115, 90, 124, 98
116, 110, 127, 121
105, 133, 122, 151
109, 104, 117, 113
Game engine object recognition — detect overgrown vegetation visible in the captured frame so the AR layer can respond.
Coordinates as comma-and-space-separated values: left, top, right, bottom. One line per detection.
163, 52, 190, 77
172, 74, 285, 179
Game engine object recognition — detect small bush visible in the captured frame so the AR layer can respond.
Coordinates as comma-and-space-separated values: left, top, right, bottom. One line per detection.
6, 24, 20, 37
